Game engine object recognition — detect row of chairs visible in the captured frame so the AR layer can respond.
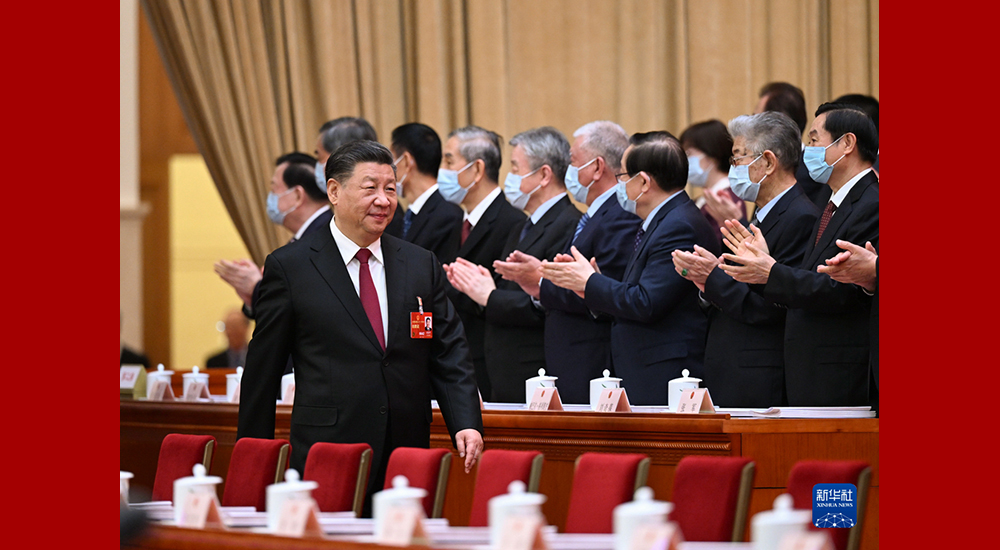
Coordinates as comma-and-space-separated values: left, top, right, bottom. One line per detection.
145, 434, 870, 550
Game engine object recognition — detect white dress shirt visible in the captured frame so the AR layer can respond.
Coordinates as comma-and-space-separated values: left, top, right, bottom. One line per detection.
464, 187, 502, 228
407, 183, 439, 215
294, 204, 330, 241
329, 216, 389, 345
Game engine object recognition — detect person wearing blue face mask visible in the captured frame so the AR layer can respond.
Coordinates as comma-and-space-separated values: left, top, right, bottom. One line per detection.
679, 120, 746, 247
540, 133, 720, 406
492, 120, 640, 404
446, 126, 581, 402
718, 103, 879, 411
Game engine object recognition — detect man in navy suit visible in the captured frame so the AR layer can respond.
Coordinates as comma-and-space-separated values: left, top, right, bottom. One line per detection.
672, 112, 820, 408
237, 141, 484, 514
720, 104, 879, 408
493, 121, 640, 404
541, 133, 720, 405
214, 152, 334, 319
387, 123, 463, 263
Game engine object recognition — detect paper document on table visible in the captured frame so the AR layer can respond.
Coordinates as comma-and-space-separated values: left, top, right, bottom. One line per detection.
750, 407, 875, 418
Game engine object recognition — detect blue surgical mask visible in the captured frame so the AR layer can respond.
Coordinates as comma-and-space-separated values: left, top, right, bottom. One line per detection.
615, 175, 643, 215
266, 188, 298, 225
504, 168, 541, 211
728, 154, 765, 202
315, 161, 327, 192
687, 155, 709, 187
437, 161, 475, 204
393, 154, 407, 191
803, 135, 846, 184
564, 158, 597, 203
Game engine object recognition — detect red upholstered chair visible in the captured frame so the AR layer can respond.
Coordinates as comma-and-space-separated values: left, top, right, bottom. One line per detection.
786, 460, 872, 550
220, 437, 290, 511
303, 442, 373, 517
383, 447, 451, 518
668, 456, 755, 542
564, 452, 651, 533
468, 450, 544, 526
150, 434, 217, 502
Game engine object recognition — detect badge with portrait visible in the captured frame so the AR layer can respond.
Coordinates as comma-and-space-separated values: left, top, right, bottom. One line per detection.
411, 297, 432, 339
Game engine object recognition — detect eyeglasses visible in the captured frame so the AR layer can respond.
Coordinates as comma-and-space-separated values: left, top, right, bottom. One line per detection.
615, 172, 631, 183
729, 153, 760, 167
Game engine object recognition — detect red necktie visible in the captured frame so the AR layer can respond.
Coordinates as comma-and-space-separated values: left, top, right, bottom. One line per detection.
815, 201, 837, 246
355, 249, 385, 350
461, 220, 472, 246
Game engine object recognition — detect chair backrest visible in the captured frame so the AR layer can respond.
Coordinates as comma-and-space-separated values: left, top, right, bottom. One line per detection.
786, 460, 872, 550
221, 437, 291, 510
564, 452, 650, 533
383, 447, 451, 518
669, 456, 755, 542
303, 442, 373, 517
468, 450, 544, 526
151, 434, 217, 502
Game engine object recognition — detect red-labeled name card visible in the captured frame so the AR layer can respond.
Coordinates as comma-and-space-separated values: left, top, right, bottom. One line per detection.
411, 312, 433, 338
183, 381, 211, 401
596, 388, 632, 412
528, 387, 563, 411
177, 492, 226, 530
676, 388, 715, 413
147, 379, 175, 401
120, 366, 143, 388
778, 531, 835, 550
631, 522, 683, 550
378, 503, 428, 546
275, 497, 324, 538
229, 381, 241, 403
500, 513, 548, 550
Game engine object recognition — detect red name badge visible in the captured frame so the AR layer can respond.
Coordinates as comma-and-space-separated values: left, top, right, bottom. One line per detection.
411, 312, 433, 338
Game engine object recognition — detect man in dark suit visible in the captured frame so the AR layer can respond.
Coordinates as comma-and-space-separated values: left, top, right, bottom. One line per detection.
438, 126, 526, 400
205, 308, 251, 368
672, 112, 820, 408
237, 141, 484, 514
446, 127, 581, 402
215, 152, 334, 319
386, 123, 463, 263
541, 133, 720, 405
720, 104, 879, 408
493, 121, 640, 404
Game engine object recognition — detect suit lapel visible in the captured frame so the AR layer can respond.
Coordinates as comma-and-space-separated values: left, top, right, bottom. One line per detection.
624, 194, 685, 280
310, 230, 385, 353
383, 237, 407, 350
519, 196, 570, 252
406, 193, 437, 242
810, 172, 875, 265
458, 194, 500, 255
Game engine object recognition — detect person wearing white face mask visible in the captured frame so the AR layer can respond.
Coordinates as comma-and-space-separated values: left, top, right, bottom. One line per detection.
718, 103, 879, 410
384, 123, 463, 263
314, 117, 379, 191
540, 133, 720, 405
446, 126, 581, 403
679, 120, 747, 247
214, 152, 333, 320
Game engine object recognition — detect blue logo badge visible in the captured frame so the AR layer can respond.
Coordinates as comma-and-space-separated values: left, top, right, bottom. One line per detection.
812, 483, 857, 528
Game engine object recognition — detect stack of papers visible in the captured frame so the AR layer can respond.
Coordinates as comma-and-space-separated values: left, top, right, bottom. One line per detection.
749, 406, 875, 418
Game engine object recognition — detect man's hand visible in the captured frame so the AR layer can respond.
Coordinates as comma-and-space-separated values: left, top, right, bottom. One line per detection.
720, 219, 769, 256
494, 251, 543, 299
719, 226, 776, 285
454, 429, 484, 473
214, 259, 262, 307
672, 245, 721, 292
444, 258, 496, 307
703, 188, 744, 229
540, 246, 597, 298
817, 240, 878, 291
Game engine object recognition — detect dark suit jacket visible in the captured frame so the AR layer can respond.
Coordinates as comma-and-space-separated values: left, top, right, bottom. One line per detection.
584, 191, 720, 405
236, 227, 483, 495
403, 190, 463, 264
762, 171, 879, 406
120, 346, 150, 369
701, 185, 819, 408
538, 197, 641, 404
483, 195, 582, 402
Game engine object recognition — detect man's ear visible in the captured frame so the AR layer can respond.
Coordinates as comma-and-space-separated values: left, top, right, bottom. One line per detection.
327, 179, 340, 206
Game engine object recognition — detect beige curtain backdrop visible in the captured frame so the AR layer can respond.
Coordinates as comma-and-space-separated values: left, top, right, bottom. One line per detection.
141, 0, 877, 262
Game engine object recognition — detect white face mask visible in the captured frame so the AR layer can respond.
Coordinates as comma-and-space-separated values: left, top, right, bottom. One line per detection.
727, 154, 765, 202
687, 155, 709, 187
615, 174, 644, 215
393, 154, 407, 190
803, 135, 846, 184
315, 161, 327, 192
437, 161, 475, 204
503, 168, 541, 210
564, 158, 597, 203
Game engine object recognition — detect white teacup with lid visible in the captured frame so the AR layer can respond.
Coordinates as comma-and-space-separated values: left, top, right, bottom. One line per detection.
525, 368, 558, 405
590, 369, 622, 410
172, 463, 223, 523
146, 364, 174, 399
751, 493, 811, 550
265, 468, 318, 532
488, 480, 547, 548
373, 475, 427, 540
183, 366, 210, 398
120, 471, 134, 505
226, 367, 244, 402
613, 486, 673, 550
667, 369, 701, 411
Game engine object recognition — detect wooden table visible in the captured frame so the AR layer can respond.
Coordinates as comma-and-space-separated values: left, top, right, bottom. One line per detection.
120, 401, 878, 548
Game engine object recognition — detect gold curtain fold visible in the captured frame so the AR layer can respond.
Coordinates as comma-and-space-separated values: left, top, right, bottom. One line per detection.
140, 0, 877, 263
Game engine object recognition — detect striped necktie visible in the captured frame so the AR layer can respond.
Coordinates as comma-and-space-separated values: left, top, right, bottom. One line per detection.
573, 213, 590, 243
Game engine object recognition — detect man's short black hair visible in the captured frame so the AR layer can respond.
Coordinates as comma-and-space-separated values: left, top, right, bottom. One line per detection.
325, 140, 396, 184
391, 123, 442, 177
815, 102, 879, 165
625, 135, 688, 193
833, 93, 879, 132
628, 130, 676, 146
275, 152, 327, 201
759, 82, 807, 134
